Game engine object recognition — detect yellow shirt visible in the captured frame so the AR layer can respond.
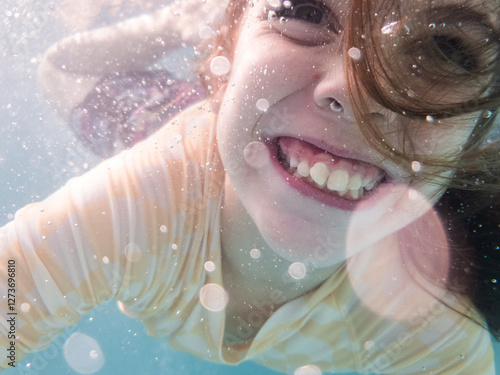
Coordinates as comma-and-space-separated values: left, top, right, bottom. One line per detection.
0, 104, 494, 374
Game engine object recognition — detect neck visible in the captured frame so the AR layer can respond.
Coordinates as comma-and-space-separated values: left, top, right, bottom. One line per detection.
220, 177, 339, 303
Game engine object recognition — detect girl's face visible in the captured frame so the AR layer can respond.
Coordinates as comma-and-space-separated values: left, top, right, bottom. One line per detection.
216, 0, 495, 267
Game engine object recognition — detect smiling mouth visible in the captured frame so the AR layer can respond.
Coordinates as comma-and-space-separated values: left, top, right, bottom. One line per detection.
276, 137, 386, 201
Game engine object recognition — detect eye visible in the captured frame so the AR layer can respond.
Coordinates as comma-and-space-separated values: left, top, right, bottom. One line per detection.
280, 2, 328, 25
268, 1, 340, 45
432, 35, 477, 72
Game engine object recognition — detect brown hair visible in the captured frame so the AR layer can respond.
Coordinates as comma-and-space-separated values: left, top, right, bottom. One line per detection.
198, 0, 500, 339
345, 0, 500, 189
343, 0, 500, 339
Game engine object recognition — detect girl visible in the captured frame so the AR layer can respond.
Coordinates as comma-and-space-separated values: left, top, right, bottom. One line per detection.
3, 0, 500, 373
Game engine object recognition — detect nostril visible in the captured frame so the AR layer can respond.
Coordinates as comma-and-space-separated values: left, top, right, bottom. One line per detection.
329, 99, 343, 112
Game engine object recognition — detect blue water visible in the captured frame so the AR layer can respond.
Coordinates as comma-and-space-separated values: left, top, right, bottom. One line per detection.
4, 302, 283, 375
0, 1, 499, 374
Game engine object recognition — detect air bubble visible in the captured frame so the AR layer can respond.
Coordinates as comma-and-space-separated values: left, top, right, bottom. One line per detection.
172, 244, 178, 250
199, 26, 214, 39
483, 110, 493, 119
20, 303, 30, 313
381, 21, 398, 35
408, 189, 418, 201
210, 56, 231, 76
268, 0, 281, 7
294, 364, 322, 375
63, 333, 104, 374
204, 261, 216, 272
364, 340, 375, 350
117, 301, 139, 318
411, 161, 422, 173
288, 262, 307, 280
407, 90, 416, 98
426, 115, 435, 123
250, 248, 261, 259
256, 98, 270, 112
244, 141, 270, 169
429, 23, 436, 29
199, 284, 229, 312
160, 225, 167, 233
348, 47, 362, 60
102, 256, 110, 264
124, 242, 143, 262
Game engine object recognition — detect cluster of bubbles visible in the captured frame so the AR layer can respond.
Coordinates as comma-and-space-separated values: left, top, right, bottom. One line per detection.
63, 333, 104, 374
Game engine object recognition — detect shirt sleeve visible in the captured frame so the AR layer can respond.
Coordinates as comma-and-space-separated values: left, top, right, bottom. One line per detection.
0, 110, 215, 370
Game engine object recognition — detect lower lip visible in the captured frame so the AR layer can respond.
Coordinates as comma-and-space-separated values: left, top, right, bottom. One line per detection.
266, 141, 380, 211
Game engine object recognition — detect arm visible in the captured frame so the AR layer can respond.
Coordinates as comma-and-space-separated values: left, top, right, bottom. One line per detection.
0, 110, 210, 369
38, 0, 226, 119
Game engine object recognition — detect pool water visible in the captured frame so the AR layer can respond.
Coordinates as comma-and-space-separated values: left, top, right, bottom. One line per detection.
3, 302, 499, 374
4, 302, 284, 375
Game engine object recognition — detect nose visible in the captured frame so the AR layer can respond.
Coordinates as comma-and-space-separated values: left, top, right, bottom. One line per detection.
313, 56, 394, 122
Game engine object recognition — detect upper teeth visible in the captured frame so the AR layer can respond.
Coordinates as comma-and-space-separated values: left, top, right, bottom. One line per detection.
278, 137, 384, 201
288, 158, 382, 200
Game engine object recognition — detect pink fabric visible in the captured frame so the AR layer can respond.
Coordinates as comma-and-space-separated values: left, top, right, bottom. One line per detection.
70, 71, 205, 157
